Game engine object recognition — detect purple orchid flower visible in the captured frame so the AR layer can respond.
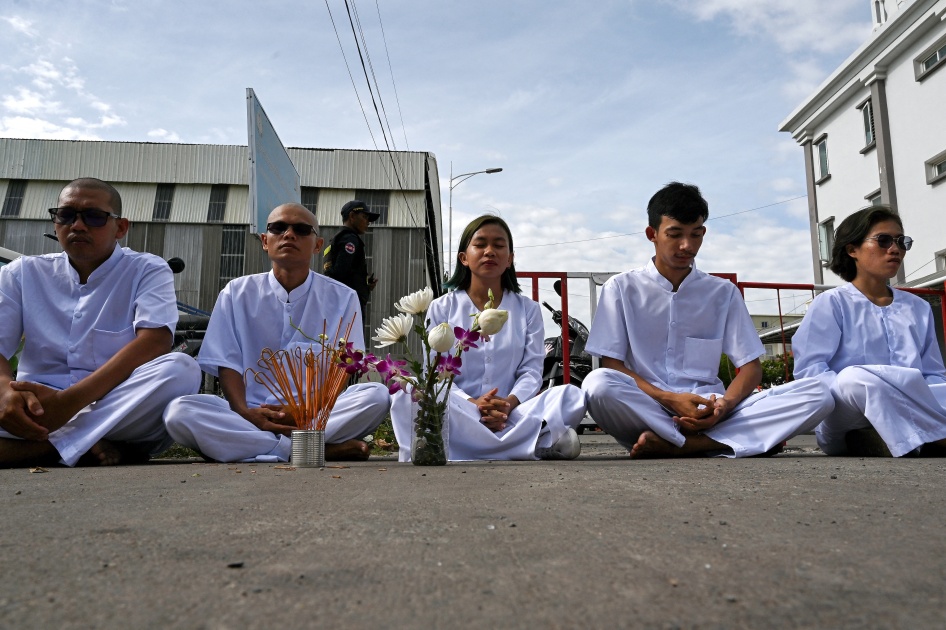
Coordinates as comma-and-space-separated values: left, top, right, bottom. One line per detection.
454, 327, 481, 351
375, 353, 411, 394
435, 353, 462, 380
337, 343, 370, 375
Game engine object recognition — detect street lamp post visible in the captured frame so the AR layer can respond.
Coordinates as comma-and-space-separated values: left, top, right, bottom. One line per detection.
448, 163, 503, 275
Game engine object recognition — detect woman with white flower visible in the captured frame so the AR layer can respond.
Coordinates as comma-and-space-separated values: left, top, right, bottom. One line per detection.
391, 215, 586, 461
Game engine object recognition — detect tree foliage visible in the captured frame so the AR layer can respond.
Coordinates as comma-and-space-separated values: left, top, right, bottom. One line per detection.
718, 353, 794, 390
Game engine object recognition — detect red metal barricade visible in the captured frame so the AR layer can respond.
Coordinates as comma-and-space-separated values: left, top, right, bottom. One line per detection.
518, 271, 572, 384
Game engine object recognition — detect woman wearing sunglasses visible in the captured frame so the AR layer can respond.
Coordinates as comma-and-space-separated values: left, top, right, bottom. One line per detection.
793, 206, 946, 457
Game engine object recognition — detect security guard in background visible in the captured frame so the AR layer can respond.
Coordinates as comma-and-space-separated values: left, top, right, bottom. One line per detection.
323, 199, 379, 317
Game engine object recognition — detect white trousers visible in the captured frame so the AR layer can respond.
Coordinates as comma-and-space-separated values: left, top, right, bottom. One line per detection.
0, 353, 201, 467
582, 368, 834, 457
817, 366, 946, 457
390, 384, 586, 462
163, 382, 391, 463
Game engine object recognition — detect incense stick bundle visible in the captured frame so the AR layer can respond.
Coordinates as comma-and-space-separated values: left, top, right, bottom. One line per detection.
246, 316, 357, 431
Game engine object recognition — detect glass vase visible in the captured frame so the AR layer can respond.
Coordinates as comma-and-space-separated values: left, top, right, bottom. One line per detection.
412, 391, 448, 466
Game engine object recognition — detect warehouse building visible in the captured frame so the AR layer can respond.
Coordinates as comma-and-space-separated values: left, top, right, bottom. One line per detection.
0, 138, 444, 339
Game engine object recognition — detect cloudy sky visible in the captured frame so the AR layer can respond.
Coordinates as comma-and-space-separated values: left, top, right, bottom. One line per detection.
0, 0, 875, 319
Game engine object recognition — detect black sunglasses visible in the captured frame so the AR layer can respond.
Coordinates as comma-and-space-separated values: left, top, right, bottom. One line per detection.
865, 234, 913, 251
266, 221, 318, 237
49, 207, 120, 228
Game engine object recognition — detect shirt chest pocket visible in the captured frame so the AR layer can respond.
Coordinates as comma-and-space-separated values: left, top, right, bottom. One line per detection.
682, 337, 723, 381
92, 325, 136, 368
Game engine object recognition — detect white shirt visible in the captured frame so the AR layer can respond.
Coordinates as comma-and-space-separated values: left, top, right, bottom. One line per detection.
0, 244, 178, 389
793, 283, 946, 385
426, 290, 544, 402
198, 270, 363, 407
585, 259, 763, 395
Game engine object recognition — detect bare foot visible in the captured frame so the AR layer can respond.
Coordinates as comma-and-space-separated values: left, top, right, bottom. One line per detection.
79, 440, 151, 467
629, 431, 727, 459
326, 439, 370, 461
630, 431, 678, 459
86, 440, 122, 466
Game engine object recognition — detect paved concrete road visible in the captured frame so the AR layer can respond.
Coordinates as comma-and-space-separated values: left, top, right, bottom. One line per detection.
2, 434, 944, 629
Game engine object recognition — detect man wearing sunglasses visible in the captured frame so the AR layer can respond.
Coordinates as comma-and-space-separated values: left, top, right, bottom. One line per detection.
0, 178, 200, 467
323, 199, 380, 317
163, 202, 389, 462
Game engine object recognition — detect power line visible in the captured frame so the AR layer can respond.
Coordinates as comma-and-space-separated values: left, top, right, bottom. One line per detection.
374, 0, 409, 151
342, 0, 422, 230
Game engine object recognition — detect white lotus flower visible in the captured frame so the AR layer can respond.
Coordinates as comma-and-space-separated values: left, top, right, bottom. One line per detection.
372, 313, 414, 348
427, 322, 456, 353
477, 309, 509, 336
394, 287, 434, 315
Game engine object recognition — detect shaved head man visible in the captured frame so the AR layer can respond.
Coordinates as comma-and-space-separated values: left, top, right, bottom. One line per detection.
163, 202, 390, 463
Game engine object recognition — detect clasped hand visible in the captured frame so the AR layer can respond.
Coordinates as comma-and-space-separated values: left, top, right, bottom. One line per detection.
237, 404, 296, 437
668, 392, 733, 434
470, 388, 513, 432
0, 381, 88, 440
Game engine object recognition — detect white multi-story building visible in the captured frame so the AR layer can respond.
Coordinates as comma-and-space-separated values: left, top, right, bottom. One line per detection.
779, 0, 946, 290
0, 138, 443, 338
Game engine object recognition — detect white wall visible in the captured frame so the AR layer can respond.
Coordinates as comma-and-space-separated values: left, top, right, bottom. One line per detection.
883, 19, 946, 282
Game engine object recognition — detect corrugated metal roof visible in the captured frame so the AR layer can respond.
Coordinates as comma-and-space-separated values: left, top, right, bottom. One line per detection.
0, 139, 430, 191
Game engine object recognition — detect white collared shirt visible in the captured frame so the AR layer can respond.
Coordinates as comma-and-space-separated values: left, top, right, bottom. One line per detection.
585, 259, 763, 395
793, 283, 946, 384
0, 244, 178, 389
198, 270, 363, 407
426, 290, 543, 402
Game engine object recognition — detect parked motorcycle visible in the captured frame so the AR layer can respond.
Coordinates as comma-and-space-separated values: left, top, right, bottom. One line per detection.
167, 257, 210, 358
541, 280, 598, 433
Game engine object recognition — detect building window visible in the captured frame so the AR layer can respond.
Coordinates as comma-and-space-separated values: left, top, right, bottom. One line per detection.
818, 216, 835, 264
925, 149, 946, 186
0, 180, 27, 217
152, 184, 175, 222
760, 321, 770, 329
859, 100, 875, 150
219, 226, 245, 291
207, 184, 229, 223
872, 0, 887, 28
923, 43, 946, 72
916, 37, 946, 80
301, 187, 319, 214
934, 249, 946, 274
865, 189, 882, 206
354, 189, 390, 225
814, 136, 830, 183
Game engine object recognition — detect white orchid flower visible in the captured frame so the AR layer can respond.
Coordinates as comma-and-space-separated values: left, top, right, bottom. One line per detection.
394, 287, 434, 315
427, 322, 456, 353
372, 313, 414, 348
477, 309, 509, 336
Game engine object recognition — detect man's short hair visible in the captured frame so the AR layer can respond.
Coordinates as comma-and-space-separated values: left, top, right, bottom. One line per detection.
62, 177, 123, 216
647, 181, 709, 229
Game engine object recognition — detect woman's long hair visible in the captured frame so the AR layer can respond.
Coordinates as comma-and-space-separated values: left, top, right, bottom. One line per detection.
443, 214, 521, 293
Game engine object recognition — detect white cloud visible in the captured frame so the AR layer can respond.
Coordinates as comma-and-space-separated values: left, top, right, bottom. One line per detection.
1, 87, 62, 115
2, 16, 36, 37
148, 128, 183, 142
676, 0, 870, 55
0, 115, 101, 140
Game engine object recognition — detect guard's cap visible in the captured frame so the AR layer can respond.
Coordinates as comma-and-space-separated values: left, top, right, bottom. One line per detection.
341, 199, 380, 222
